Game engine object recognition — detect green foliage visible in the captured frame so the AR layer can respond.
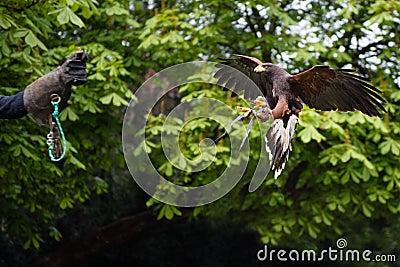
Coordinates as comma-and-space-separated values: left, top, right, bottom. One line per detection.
0, 0, 129, 249
135, 0, 400, 255
0, 0, 399, 261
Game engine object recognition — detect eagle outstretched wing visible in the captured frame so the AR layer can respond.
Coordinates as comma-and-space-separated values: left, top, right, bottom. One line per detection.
289, 66, 386, 116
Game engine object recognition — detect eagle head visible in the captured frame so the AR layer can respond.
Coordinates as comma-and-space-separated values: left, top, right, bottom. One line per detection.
254, 63, 275, 73
254, 65, 266, 73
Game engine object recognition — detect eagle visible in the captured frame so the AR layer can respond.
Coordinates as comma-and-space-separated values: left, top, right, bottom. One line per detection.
214, 54, 386, 178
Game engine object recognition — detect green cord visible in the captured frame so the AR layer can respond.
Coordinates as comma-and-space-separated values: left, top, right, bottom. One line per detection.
48, 101, 67, 161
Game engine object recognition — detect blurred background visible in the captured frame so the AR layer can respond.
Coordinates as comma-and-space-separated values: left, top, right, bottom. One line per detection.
0, 0, 399, 266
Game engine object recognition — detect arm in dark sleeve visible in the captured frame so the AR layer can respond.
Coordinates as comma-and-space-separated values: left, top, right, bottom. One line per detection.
0, 91, 28, 119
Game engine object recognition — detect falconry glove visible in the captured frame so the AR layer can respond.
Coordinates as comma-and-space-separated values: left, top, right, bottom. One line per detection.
23, 50, 88, 125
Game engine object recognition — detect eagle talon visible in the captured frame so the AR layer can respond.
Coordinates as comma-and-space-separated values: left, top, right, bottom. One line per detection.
235, 106, 254, 118
255, 107, 273, 122
235, 106, 251, 113
253, 96, 269, 109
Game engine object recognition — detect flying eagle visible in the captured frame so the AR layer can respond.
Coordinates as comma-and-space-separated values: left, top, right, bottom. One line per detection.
214, 54, 386, 178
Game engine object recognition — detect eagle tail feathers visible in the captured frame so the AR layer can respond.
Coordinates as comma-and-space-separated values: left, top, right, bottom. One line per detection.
265, 114, 298, 179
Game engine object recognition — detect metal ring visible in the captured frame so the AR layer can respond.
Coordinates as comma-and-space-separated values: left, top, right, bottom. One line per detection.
50, 94, 61, 104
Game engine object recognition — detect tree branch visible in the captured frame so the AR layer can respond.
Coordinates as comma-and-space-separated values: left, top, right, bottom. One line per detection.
244, 9, 258, 39
282, 161, 308, 199
354, 39, 390, 59
32, 211, 182, 267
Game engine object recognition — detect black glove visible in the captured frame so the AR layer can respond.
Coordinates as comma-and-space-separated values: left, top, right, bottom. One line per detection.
23, 50, 88, 125
61, 50, 88, 86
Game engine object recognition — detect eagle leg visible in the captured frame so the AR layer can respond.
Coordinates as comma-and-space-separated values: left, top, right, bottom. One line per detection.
213, 111, 252, 144
252, 96, 274, 122
271, 98, 290, 120
235, 96, 275, 123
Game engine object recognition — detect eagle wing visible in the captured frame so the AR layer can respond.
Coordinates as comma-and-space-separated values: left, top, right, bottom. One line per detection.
214, 54, 274, 102
289, 66, 386, 116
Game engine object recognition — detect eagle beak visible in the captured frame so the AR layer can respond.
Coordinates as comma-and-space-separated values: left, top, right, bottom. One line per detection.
254, 65, 266, 73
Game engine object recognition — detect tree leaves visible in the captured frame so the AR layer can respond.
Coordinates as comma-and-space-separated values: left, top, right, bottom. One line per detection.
49, 5, 86, 28
0, 0, 134, 250
137, 0, 400, 249
0, 0, 399, 256
157, 205, 182, 220
99, 93, 129, 106
379, 137, 400, 156
297, 125, 325, 143
0, 13, 16, 29
25, 31, 47, 51
105, 2, 129, 16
